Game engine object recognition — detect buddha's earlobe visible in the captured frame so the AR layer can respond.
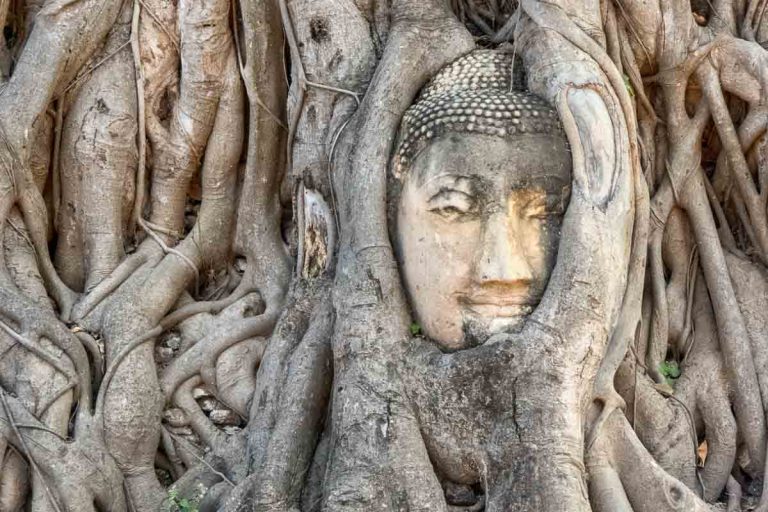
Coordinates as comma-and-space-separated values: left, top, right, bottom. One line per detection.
558, 87, 617, 211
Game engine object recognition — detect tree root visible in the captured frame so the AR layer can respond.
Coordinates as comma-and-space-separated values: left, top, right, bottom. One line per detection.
70, 246, 153, 322
727, 476, 742, 512
0, 389, 127, 512
589, 411, 710, 512
681, 169, 766, 475
221, 284, 332, 512
160, 313, 273, 401
0, 287, 92, 414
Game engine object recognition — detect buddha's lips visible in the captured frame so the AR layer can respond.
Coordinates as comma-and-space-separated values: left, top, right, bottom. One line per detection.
458, 295, 538, 317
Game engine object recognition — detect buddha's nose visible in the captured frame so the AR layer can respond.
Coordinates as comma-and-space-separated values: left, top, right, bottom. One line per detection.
475, 212, 534, 287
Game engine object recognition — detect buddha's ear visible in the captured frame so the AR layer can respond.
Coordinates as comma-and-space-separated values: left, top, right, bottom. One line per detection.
521, 62, 630, 212
517, 0, 635, 212
557, 86, 620, 211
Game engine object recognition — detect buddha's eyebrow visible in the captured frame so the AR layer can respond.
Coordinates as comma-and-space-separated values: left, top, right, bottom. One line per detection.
427, 187, 473, 203
421, 173, 478, 191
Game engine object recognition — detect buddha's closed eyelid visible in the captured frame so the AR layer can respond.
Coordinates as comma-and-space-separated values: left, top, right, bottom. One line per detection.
514, 191, 567, 219
427, 189, 478, 220
422, 174, 476, 194
428, 187, 475, 203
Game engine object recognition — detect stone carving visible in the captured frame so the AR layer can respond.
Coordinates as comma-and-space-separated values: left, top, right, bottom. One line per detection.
392, 50, 571, 350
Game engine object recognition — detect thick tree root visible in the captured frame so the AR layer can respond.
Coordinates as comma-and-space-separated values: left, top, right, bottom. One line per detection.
589, 411, 710, 512
0, 390, 127, 512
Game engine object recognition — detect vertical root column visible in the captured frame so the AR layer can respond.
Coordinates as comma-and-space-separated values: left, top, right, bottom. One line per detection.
482, 367, 591, 512
56, 2, 138, 292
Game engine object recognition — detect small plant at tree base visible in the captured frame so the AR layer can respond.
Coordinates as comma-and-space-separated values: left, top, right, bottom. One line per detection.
659, 360, 682, 387
167, 489, 199, 512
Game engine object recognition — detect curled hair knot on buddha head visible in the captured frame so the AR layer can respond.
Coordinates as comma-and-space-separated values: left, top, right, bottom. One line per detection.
393, 49, 565, 180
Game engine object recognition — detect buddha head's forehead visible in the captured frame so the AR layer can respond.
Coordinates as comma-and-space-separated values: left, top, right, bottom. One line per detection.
393, 50, 568, 181
408, 132, 572, 194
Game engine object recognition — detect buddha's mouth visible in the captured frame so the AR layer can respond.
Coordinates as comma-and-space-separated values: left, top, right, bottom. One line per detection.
459, 294, 538, 318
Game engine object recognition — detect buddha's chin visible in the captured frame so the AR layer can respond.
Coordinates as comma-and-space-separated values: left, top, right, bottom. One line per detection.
486, 315, 526, 334
460, 309, 532, 348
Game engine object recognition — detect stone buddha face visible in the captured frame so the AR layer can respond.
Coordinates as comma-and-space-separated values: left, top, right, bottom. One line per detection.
395, 131, 571, 350
392, 51, 571, 351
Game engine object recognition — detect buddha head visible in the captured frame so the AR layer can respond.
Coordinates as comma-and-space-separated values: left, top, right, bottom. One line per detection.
392, 50, 572, 351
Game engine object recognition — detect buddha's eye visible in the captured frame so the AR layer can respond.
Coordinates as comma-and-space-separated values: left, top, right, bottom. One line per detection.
521, 193, 566, 220
524, 201, 549, 220
427, 189, 477, 220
